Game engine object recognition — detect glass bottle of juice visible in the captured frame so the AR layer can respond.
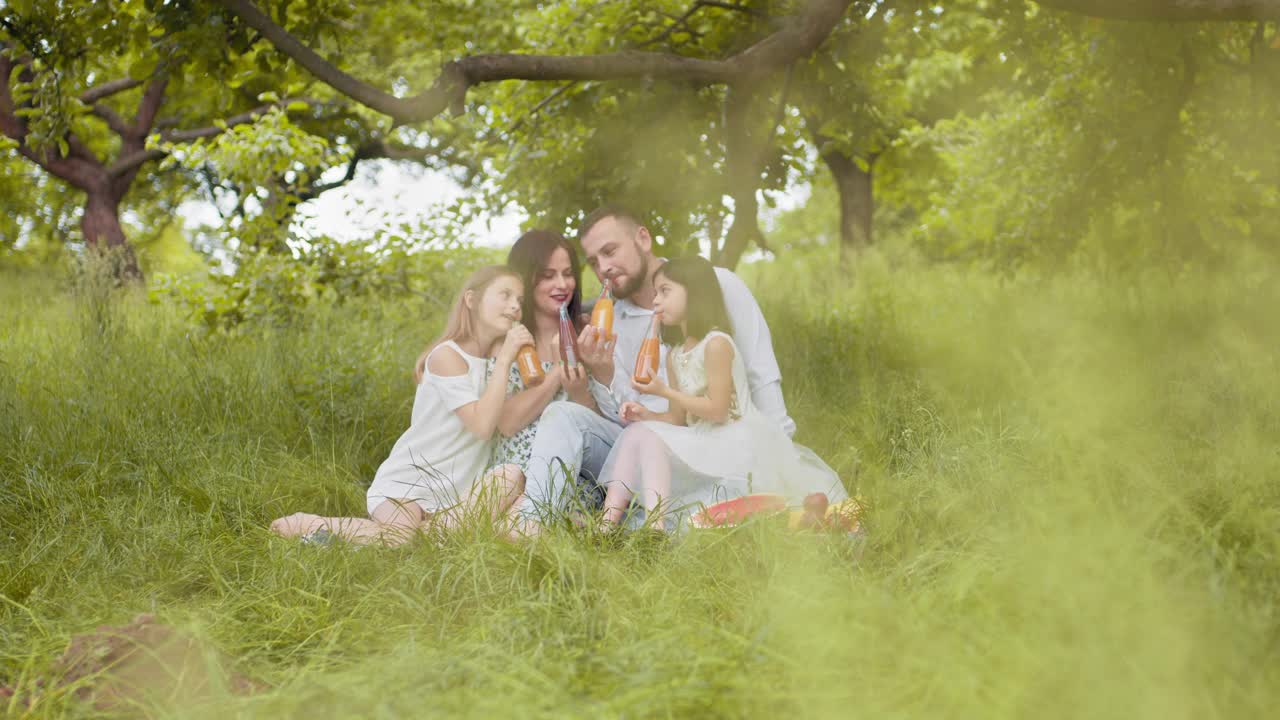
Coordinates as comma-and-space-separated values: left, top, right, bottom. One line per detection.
590, 284, 614, 339
633, 314, 661, 383
558, 302, 579, 366
516, 345, 544, 387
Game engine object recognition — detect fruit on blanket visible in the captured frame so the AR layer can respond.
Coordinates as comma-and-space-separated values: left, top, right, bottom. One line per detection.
825, 496, 867, 533
788, 493, 830, 529
689, 493, 787, 528
691, 493, 868, 534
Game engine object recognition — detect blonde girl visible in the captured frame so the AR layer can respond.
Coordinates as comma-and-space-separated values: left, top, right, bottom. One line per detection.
270, 265, 532, 545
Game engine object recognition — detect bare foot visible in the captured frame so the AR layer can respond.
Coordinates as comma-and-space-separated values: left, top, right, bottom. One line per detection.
269, 512, 326, 538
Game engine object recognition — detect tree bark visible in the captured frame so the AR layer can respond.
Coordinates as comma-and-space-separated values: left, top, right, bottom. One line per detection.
715, 87, 766, 269
821, 149, 873, 264
81, 189, 142, 281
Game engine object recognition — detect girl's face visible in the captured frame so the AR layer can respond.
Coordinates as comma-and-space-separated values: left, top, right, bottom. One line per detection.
533, 247, 577, 318
652, 273, 687, 327
472, 275, 523, 335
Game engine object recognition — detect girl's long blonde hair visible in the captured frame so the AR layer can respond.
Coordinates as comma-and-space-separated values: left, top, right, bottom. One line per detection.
414, 265, 521, 383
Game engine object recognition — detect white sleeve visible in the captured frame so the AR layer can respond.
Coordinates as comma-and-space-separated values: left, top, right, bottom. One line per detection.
716, 268, 791, 432
716, 268, 782, 387
428, 371, 482, 411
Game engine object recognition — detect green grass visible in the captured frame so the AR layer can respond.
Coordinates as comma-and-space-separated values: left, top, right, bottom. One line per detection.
1, 247, 1278, 718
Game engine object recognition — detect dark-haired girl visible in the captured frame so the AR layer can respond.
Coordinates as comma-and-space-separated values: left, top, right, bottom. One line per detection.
598, 256, 846, 530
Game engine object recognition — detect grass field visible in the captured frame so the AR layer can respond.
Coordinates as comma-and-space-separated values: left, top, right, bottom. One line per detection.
2, 247, 1278, 718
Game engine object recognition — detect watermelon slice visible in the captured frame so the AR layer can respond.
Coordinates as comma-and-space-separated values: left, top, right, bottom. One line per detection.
689, 494, 787, 529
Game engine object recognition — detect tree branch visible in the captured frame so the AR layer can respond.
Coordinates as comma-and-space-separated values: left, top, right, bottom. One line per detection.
1032, 0, 1280, 21
133, 74, 169, 136
638, 1, 767, 49
214, 0, 854, 125
0, 49, 103, 190
92, 103, 132, 136
506, 81, 579, 134
80, 77, 143, 104
106, 98, 314, 176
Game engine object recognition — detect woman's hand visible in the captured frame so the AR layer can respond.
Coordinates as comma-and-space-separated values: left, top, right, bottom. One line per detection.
498, 324, 535, 364
619, 402, 654, 424
559, 362, 591, 402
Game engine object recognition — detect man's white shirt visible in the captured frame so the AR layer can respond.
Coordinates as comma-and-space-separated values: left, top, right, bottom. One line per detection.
587, 266, 797, 437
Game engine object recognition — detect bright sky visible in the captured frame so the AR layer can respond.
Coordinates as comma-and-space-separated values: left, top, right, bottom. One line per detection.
179, 159, 808, 255
180, 160, 526, 249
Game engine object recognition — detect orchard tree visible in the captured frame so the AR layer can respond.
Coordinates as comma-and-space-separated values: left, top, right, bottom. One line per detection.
215, 0, 1279, 269
0, 0, 463, 281
212, 0, 857, 266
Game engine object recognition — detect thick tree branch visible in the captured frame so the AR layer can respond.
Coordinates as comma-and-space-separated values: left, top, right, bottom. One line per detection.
1033, 0, 1280, 21
215, 0, 854, 125
80, 77, 143, 104
0, 50, 103, 189
133, 74, 169, 137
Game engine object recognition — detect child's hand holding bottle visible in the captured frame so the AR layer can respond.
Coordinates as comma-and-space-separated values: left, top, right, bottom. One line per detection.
498, 324, 535, 365
631, 372, 669, 399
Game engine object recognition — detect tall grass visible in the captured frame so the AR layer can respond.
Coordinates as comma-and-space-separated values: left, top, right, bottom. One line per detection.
1, 247, 1277, 718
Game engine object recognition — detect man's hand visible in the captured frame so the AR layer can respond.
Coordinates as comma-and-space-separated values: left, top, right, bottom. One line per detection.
558, 362, 591, 403
577, 325, 616, 386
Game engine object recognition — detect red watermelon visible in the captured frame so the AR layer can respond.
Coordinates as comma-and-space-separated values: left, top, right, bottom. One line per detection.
690, 494, 787, 528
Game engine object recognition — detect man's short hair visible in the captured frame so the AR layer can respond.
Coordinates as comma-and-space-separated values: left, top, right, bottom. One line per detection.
578, 204, 645, 243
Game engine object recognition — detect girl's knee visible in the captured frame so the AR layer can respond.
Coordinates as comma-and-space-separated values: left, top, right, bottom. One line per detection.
370, 498, 426, 527
499, 463, 526, 491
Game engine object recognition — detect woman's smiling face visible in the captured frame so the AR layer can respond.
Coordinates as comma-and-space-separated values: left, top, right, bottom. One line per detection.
533, 247, 577, 318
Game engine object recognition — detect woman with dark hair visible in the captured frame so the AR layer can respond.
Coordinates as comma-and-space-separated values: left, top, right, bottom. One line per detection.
488, 230, 597, 502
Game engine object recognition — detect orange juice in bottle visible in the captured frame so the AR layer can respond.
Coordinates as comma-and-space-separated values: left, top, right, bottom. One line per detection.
632, 314, 661, 384
590, 284, 614, 339
516, 345, 544, 387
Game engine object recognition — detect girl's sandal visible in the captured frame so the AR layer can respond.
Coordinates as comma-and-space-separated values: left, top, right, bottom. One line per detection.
300, 528, 336, 547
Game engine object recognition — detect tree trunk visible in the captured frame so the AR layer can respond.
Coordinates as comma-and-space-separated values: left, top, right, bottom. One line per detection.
715, 86, 766, 270
821, 149, 873, 264
81, 190, 142, 282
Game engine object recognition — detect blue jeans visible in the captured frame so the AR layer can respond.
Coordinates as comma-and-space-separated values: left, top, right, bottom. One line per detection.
517, 401, 623, 523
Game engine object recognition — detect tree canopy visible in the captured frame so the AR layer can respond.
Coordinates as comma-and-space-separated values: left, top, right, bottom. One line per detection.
2, 1, 1277, 282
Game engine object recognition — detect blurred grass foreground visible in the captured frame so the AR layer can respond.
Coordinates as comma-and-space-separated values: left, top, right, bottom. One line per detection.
1, 246, 1278, 718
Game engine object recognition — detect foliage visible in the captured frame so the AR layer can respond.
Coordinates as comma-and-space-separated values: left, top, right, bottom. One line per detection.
905, 10, 1280, 266
148, 231, 497, 332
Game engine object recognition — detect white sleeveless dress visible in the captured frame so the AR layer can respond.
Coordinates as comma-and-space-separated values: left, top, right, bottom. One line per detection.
599, 331, 846, 528
365, 341, 495, 514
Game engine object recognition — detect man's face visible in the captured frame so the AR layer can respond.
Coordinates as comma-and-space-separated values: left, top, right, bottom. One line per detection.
581, 216, 650, 300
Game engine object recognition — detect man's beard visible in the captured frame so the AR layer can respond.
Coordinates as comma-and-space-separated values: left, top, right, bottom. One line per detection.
613, 254, 650, 300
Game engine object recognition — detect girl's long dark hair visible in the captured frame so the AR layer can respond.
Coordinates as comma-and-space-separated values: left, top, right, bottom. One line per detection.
507, 229, 584, 340
655, 256, 733, 346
